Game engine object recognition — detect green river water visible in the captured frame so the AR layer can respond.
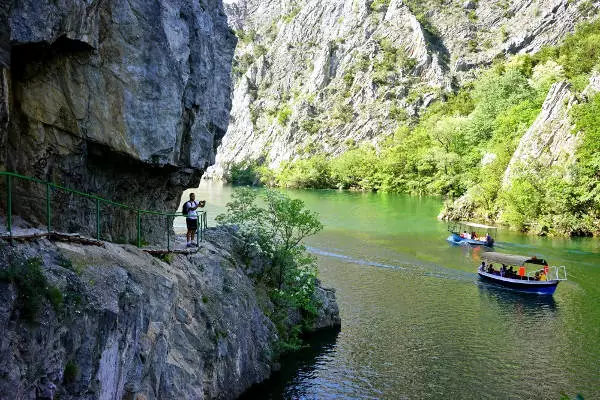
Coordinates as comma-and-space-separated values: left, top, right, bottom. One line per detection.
184, 181, 600, 399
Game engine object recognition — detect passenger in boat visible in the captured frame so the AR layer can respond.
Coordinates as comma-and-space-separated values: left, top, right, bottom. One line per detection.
487, 263, 495, 274
480, 261, 486, 271
464, 231, 471, 239
539, 270, 547, 281
508, 266, 515, 278
534, 271, 540, 281
500, 265, 507, 276
472, 231, 477, 240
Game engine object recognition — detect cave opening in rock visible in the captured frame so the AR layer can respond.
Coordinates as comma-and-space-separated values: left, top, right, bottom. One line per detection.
10, 35, 94, 80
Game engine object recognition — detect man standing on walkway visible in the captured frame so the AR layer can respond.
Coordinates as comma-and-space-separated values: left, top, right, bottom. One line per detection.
183, 193, 199, 247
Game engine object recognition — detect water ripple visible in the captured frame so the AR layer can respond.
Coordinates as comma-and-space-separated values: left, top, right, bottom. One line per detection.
307, 246, 407, 271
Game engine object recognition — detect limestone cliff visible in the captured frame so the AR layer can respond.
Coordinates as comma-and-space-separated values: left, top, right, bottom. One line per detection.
0, 227, 340, 400
210, 0, 596, 176
0, 0, 236, 241
440, 72, 600, 226
502, 80, 581, 185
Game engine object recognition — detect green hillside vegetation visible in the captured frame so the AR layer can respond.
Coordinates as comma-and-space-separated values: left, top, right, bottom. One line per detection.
231, 20, 600, 236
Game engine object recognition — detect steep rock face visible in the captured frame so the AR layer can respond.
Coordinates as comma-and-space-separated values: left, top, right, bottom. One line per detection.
210, 0, 594, 176
0, 227, 340, 400
502, 80, 580, 185
440, 72, 600, 223
503, 72, 600, 186
0, 0, 236, 241
582, 71, 600, 95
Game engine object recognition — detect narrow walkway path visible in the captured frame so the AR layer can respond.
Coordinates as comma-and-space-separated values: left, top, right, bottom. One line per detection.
1, 171, 206, 250
0, 225, 202, 255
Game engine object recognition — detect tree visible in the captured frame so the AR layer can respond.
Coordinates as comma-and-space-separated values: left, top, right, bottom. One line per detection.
263, 190, 323, 286
216, 188, 323, 287
216, 188, 324, 351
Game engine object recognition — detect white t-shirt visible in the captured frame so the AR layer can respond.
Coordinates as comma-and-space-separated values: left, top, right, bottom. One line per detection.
186, 201, 199, 219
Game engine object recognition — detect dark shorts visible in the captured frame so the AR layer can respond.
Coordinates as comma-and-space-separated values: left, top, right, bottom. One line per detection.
186, 218, 198, 231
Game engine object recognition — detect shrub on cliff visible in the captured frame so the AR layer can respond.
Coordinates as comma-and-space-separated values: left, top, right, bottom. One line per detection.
216, 188, 324, 351
0, 257, 63, 321
216, 188, 322, 286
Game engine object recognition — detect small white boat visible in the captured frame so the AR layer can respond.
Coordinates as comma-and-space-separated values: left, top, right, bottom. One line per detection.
447, 221, 496, 247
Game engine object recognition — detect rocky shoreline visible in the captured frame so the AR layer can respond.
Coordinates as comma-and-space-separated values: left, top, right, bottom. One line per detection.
0, 226, 340, 400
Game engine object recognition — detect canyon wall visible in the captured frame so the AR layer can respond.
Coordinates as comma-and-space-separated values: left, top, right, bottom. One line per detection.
210, 0, 596, 176
0, 0, 236, 241
0, 227, 340, 400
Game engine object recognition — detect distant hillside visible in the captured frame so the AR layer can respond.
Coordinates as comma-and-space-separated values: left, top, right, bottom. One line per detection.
212, 0, 600, 236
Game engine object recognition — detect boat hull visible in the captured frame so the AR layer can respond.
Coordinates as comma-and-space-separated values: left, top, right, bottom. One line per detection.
447, 233, 493, 247
478, 271, 559, 295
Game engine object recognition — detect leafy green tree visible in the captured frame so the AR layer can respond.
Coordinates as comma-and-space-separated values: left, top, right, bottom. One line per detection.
570, 92, 600, 230
276, 156, 331, 189
215, 188, 267, 248
262, 190, 323, 287
330, 144, 381, 190
530, 60, 566, 92
216, 188, 324, 350
469, 68, 534, 142
499, 168, 545, 231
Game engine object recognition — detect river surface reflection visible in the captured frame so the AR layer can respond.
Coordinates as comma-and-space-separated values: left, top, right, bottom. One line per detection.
190, 181, 600, 399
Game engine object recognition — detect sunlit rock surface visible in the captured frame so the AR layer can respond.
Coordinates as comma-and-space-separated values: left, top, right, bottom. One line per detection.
0, 0, 236, 240
211, 0, 594, 176
502, 80, 580, 185
0, 226, 340, 399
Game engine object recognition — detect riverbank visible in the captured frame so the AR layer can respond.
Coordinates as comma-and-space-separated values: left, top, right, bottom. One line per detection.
0, 226, 340, 400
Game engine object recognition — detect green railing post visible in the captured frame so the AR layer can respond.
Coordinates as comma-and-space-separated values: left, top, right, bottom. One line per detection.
200, 211, 206, 243
96, 198, 101, 240
1, 171, 193, 251
6, 174, 12, 236
137, 210, 141, 248
166, 215, 170, 251
46, 183, 51, 233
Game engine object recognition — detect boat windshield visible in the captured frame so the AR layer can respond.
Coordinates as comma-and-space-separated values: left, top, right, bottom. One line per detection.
459, 222, 497, 230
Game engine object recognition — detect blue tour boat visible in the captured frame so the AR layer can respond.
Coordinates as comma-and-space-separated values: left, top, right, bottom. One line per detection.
477, 252, 567, 295
447, 221, 496, 247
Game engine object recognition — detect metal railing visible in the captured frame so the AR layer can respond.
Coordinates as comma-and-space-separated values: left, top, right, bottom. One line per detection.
1, 171, 205, 251
525, 265, 568, 282
549, 265, 568, 281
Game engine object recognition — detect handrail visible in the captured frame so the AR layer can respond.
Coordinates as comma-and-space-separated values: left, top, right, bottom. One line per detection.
551, 265, 568, 281
1, 171, 205, 250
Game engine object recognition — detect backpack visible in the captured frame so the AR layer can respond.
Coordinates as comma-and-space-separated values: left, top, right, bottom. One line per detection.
182, 201, 190, 216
